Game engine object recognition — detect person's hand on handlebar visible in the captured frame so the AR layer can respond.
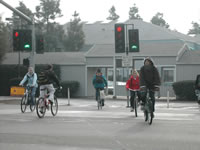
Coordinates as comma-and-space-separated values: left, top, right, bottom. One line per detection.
154, 85, 160, 91
140, 86, 146, 91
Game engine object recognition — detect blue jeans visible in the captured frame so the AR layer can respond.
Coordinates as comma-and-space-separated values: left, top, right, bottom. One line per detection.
30, 87, 36, 105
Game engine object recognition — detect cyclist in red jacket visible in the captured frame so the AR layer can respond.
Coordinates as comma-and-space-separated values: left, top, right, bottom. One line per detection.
126, 69, 141, 112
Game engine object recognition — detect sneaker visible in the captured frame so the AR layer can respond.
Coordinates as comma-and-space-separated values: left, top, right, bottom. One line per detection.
49, 100, 53, 105
40, 108, 43, 114
140, 105, 144, 111
152, 113, 155, 118
130, 108, 134, 112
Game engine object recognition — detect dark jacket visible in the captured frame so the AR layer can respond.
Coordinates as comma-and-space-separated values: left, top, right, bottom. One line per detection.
195, 75, 200, 90
140, 58, 161, 89
38, 69, 60, 87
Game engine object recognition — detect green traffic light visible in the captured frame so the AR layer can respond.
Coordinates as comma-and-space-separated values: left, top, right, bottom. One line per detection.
24, 44, 30, 49
131, 45, 137, 49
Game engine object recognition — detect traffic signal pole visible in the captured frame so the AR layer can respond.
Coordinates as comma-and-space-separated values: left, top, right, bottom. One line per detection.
0, 0, 36, 68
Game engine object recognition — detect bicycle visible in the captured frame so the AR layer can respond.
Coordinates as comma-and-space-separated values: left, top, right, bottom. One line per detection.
141, 86, 159, 125
129, 89, 139, 117
21, 86, 36, 113
36, 88, 59, 118
195, 90, 200, 105
96, 88, 104, 110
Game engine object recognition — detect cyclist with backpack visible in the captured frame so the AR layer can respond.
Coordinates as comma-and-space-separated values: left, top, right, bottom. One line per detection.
37, 64, 61, 104
19, 67, 38, 105
92, 68, 108, 106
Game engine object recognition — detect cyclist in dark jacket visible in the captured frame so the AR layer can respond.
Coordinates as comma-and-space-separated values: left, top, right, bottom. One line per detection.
38, 64, 61, 104
140, 57, 161, 114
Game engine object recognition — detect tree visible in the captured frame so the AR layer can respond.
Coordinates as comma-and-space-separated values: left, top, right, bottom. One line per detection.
35, 0, 63, 51
12, 1, 33, 29
151, 12, 169, 28
0, 17, 9, 63
107, 6, 120, 21
35, 0, 62, 31
65, 11, 85, 51
44, 23, 67, 51
188, 22, 200, 35
129, 3, 142, 20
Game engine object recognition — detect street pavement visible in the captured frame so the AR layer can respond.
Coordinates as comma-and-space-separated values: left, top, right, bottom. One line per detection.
0, 96, 200, 150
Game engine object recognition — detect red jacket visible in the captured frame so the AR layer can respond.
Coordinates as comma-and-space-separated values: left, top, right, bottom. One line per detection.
126, 75, 140, 90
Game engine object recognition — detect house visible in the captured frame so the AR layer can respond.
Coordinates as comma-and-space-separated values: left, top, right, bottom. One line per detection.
2, 20, 200, 97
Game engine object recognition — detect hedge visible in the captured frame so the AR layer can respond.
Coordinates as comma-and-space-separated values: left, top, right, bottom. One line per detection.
59, 81, 80, 98
172, 80, 196, 100
0, 64, 60, 96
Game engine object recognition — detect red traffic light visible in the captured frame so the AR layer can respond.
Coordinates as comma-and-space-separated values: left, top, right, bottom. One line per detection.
14, 32, 19, 37
117, 26, 122, 32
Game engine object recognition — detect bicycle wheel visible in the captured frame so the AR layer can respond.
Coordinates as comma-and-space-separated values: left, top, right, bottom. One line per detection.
30, 97, 36, 112
148, 112, 153, 125
36, 97, 46, 118
148, 101, 153, 125
144, 110, 148, 122
97, 90, 102, 110
51, 96, 58, 116
21, 95, 27, 113
97, 99, 100, 110
134, 98, 138, 117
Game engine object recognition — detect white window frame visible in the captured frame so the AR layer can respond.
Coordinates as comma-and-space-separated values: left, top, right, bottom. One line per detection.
162, 67, 175, 84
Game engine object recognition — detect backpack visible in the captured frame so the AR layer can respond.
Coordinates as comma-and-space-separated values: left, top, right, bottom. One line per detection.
96, 75, 103, 84
37, 71, 49, 85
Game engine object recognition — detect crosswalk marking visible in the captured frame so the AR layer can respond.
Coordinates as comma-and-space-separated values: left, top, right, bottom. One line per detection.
1, 103, 199, 121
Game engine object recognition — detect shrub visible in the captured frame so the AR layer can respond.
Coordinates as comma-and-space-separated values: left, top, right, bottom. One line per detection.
59, 81, 80, 98
0, 64, 61, 96
0, 65, 27, 96
172, 80, 196, 100
9, 77, 23, 86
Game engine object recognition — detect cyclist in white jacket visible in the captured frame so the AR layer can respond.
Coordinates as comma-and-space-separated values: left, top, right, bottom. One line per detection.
19, 67, 38, 105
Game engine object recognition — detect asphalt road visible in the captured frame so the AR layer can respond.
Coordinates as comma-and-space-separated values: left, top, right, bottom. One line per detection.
0, 98, 200, 150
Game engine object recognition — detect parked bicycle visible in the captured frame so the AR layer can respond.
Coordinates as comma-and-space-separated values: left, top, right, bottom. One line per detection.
141, 86, 159, 125
21, 86, 36, 113
36, 88, 59, 118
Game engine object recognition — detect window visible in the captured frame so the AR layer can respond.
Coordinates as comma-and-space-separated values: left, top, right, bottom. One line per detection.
162, 67, 175, 83
133, 59, 143, 70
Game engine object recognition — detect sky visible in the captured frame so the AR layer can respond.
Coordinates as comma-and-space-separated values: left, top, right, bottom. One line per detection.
0, 0, 200, 34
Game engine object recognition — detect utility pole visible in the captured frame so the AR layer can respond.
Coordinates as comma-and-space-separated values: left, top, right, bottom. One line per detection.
0, 0, 36, 68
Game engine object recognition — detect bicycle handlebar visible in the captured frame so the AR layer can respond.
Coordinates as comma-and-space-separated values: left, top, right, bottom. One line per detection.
140, 86, 160, 91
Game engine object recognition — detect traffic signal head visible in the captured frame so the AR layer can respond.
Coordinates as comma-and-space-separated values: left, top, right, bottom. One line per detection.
23, 30, 32, 51
13, 30, 20, 51
115, 24, 125, 53
13, 29, 32, 51
128, 29, 139, 52
36, 35, 44, 54
23, 58, 29, 67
